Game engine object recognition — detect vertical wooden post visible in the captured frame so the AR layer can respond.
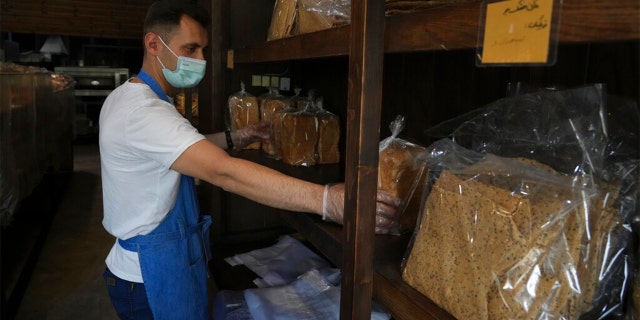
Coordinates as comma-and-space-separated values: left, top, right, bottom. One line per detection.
341, 0, 386, 319
202, 0, 227, 240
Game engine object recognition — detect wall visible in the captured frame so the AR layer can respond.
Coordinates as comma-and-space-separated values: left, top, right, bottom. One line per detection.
1, 0, 156, 39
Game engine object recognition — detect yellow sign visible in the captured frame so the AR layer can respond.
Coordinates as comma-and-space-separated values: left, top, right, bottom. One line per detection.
227, 50, 234, 69
481, 0, 554, 64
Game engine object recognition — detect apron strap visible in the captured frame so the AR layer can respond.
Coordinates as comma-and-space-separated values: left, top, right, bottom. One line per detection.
137, 69, 171, 103
118, 222, 206, 252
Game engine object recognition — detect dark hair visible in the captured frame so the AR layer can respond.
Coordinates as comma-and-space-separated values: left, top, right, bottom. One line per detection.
144, 0, 210, 36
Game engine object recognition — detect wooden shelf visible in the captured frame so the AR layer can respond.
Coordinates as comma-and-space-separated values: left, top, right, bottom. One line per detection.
231, 150, 343, 185
217, 1, 639, 319
233, 0, 639, 63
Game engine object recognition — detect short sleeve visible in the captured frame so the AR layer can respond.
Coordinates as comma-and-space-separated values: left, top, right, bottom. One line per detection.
125, 100, 205, 169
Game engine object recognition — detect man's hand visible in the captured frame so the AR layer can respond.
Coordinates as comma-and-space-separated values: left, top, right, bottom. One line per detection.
231, 122, 271, 150
322, 183, 402, 234
373, 190, 402, 234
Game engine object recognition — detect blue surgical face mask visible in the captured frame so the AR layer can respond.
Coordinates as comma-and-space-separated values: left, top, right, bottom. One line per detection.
156, 36, 206, 88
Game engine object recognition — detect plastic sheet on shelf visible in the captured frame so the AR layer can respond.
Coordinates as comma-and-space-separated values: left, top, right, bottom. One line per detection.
216, 235, 391, 320
244, 268, 390, 320
402, 84, 638, 319
225, 235, 334, 288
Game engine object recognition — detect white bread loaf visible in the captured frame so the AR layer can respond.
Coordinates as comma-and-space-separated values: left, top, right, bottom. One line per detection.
280, 112, 318, 166
228, 94, 260, 150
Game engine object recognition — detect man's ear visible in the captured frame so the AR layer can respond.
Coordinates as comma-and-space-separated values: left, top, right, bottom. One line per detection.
144, 32, 160, 55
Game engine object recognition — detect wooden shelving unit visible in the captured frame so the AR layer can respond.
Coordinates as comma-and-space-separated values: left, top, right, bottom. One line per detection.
210, 0, 639, 319
232, 0, 639, 63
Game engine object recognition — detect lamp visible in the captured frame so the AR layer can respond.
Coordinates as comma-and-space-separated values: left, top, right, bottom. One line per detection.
40, 36, 69, 55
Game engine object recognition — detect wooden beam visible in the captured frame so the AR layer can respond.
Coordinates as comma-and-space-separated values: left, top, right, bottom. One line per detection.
0, 0, 153, 39
341, 0, 386, 319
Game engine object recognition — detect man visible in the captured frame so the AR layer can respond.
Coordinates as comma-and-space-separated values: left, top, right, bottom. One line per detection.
99, 1, 401, 319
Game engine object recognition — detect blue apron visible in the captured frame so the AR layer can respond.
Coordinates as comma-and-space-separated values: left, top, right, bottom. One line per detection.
118, 70, 212, 319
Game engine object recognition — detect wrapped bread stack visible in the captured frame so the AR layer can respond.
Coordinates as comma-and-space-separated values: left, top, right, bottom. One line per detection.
314, 98, 340, 164
297, 0, 350, 35
259, 88, 289, 157
405, 85, 638, 320
403, 147, 621, 319
377, 115, 427, 235
276, 96, 341, 166
271, 104, 298, 161
267, 0, 298, 41
225, 85, 341, 166
228, 82, 261, 149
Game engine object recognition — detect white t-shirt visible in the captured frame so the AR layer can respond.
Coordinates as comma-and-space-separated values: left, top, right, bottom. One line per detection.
99, 80, 205, 282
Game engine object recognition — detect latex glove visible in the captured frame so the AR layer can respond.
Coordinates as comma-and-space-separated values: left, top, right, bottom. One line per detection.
322, 183, 402, 235
231, 122, 271, 150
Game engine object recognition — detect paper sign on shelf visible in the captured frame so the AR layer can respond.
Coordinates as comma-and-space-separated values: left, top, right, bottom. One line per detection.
477, 0, 561, 66
227, 50, 234, 69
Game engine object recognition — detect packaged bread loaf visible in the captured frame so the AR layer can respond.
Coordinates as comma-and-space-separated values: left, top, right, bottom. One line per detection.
297, 0, 350, 35
267, 0, 297, 41
271, 105, 297, 161
377, 115, 426, 235
259, 88, 289, 157
228, 82, 260, 149
401, 139, 627, 320
280, 110, 318, 166
314, 97, 340, 164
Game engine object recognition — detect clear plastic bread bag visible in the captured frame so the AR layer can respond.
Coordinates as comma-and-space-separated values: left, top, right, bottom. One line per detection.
403, 84, 639, 320
313, 97, 340, 165
271, 102, 298, 161
267, 0, 297, 41
259, 87, 290, 158
279, 106, 318, 167
227, 81, 261, 150
377, 115, 428, 236
297, 0, 351, 35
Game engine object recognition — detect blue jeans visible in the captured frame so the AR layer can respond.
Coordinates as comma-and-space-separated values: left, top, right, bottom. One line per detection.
103, 268, 154, 320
